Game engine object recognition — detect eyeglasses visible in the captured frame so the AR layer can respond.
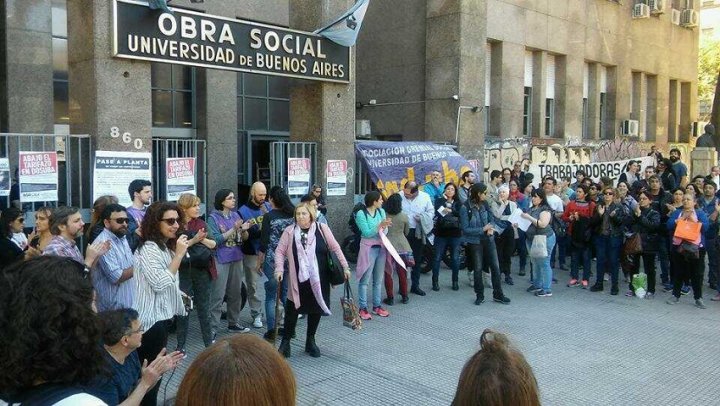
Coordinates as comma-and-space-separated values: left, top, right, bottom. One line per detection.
16, 217, 24, 223
125, 327, 144, 336
112, 218, 129, 224
225, 196, 236, 200
161, 217, 180, 226
604, 192, 614, 196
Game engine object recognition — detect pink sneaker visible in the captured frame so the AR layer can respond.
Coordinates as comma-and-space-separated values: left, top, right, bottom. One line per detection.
581, 280, 589, 289
711, 293, 720, 301
359, 309, 372, 320
567, 278, 578, 287
372, 306, 390, 317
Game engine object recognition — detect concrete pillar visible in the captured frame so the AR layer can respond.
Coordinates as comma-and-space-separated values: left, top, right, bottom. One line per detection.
531, 52, 546, 138
608, 66, 629, 139
425, 0, 486, 160
587, 63, 601, 139
668, 79, 679, 142
0, 0, 53, 133
493, 41, 524, 139
631, 72, 647, 139
680, 81, 692, 142
67, 0, 151, 151
289, 0, 356, 239
691, 148, 717, 179
557, 54, 583, 140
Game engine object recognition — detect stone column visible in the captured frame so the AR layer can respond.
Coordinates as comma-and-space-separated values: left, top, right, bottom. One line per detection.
608, 66, 629, 139
493, 41, 524, 138
0, 0, 53, 133
425, 0, 486, 161
531, 52, 546, 138
587, 63, 601, 139
289, 0, 356, 239
691, 148, 717, 179
557, 54, 583, 140
67, 0, 152, 151
668, 80, 680, 143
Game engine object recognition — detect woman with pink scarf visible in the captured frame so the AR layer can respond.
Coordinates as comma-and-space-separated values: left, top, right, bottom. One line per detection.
274, 203, 350, 358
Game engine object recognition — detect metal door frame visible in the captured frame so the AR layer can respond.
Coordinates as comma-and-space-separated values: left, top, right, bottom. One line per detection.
269, 141, 317, 198
151, 138, 208, 214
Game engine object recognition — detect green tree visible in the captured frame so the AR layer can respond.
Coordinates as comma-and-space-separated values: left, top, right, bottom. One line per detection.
698, 39, 720, 134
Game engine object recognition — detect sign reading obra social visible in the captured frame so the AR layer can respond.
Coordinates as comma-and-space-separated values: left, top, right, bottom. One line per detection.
113, 0, 350, 83
528, 156, 655, 186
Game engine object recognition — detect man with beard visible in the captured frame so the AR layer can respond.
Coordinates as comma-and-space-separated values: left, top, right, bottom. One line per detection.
458, 170, 477, 204
646, 175, 673, 288
669, 148, 688, 189
93, 204, 136, 312
43, 206, 109, 267
127, 179, 152, 252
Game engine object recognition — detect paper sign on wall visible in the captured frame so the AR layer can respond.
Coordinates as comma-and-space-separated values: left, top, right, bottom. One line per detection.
0, 158, 10, 197
288, 158, 311, 196
19, 151, 58, 203
166, 158, 196, 201
326, 159, 347, 196
94, 151, 152, 207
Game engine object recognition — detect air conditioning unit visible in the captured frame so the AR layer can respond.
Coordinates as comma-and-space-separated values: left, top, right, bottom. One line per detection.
633, 3, 651, 19
671, 9, 681, 25
355, 119, 372, 139
621, 120, 640, 137
680, 9, 698, 27
648, 0, 665, 14
683, 0, 695, 10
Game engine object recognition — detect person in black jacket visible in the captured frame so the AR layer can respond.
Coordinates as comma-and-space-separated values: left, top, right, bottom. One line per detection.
645, 175, 673, 288
625, 191, 661, 298
432, 183, 463, 291
589, 187, 627, 295
0, 208, 39, 270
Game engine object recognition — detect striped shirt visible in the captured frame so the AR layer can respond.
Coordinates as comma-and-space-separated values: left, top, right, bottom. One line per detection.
93, 229, 135, 312
132, 241, 186, 330
43, 235, 84, 264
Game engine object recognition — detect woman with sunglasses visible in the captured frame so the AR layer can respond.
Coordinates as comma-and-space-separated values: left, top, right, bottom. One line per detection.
0, 207, 40, 269
208, 189, 253, 335
589, 187, 627, 295
176, 193, 217, 353
133, 201, 189, 405
28, 206, 53, 252
310, 184, 327, 216
626, 191, 661, 298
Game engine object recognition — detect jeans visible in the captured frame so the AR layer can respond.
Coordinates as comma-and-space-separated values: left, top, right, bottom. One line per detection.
657, 234, 670, 284
703, 238, 718, 288
570, 244, 592, 281
495, 228, 515, 277
407, 230, 425, 290
517, 230, 528, 272
670, 248, 703, 300
358, 246, 386, 309
630, 253, 656, 294
263, 261, 288, 332
176, 266, 213, 348
433, 236, 461, 281
527, 233, 556, 292
210, 260, 245, 331
466, 238, 505, 300
594, 234, 622, 286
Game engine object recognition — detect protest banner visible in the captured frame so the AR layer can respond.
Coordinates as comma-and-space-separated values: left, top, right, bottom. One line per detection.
527, 156, 655, 187
0, 158, 10, 197
354, 141, 474, 197
19, 152, 58, 203
166, 158, 196, 201
288, 158, 311, 196
326, 159, 347, 196
94, 151, 152, 207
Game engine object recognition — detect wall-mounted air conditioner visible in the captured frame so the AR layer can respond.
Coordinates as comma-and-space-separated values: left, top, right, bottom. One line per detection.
648, 0, 665, 14
355, 119, 372, 139
621, 120, 640, 137
671, 9, 681, 25
680, 9, 698, 27
633, 3, 651, 19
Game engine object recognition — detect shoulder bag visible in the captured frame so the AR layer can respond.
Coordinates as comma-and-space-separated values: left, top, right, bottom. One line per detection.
317, 224, 346, 285
529, 234, 548, 258
341, 280, 362, 330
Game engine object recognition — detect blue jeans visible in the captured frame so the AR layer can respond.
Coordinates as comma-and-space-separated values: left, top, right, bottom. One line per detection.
263, 262, 288, 332
527, 233, 556, 292
657, 234, 670, 284
433, 236, 461, 281
594, 234, 622, 286
570, 244, 592, 281
358, 246, 386, 309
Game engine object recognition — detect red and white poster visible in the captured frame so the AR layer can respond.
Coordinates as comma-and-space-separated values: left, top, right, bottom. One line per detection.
166, 157, 196, 201
19, 151, 58, 203
288, 158, 311, 196
326, 159, 347, 196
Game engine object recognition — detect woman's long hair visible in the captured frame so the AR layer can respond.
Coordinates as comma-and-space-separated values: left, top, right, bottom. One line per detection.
270, 187, 295, 217
86, 195, 118, 241
139, 201, 184, 251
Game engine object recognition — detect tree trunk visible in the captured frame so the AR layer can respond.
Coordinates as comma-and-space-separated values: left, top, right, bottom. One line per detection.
713, 70, 720, 147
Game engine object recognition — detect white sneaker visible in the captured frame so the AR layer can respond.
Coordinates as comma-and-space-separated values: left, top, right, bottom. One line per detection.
252, 315, 263, 329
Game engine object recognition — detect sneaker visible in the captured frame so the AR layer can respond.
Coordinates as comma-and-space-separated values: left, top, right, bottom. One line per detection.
253, 315, 263, 329
474, 297, 485, 305
263, 330, 276, 341
581, 280, 589, 289
382, 297, 394, 306
228, 323, 251, 333
680, 285, 690, 295
359, 308, 372, 320
645, 292, 655, 299
695, 299, 707, 309
518, 269, 526, 276
298, 313, 305, 319
401, 295, 409, 304
590, 283, 603, 292
662, 283, 674, 292
567, 278, 579, 287
625, 290, 634, 297
526, 285, 540, 293
372, 306, 390, 317
505, 276, 514, 285
610, 285, 619, 296
603, 274, 609, 281
666, 296, 680, 305
411, 287, 426, 296
493, 296, 511, 304
535, 290, 552, 297
711, 293, 720, 301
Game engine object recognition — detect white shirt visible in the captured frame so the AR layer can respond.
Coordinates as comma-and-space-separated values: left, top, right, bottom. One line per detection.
401, 191, 434, 229
11, 232, 28, 250
1, 393, 107, 406
546, 193, 564, 213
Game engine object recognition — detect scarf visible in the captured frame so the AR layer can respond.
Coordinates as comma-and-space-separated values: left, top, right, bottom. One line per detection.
293, 223, 331, 315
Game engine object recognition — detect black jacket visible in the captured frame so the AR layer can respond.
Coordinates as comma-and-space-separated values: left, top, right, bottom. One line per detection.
625, 207, 661, 254
589, 202, 626, 237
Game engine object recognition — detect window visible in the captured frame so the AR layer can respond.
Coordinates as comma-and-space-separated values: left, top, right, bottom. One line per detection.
237, 73, 290, 132
599, 93, 607, 139
582, 63, 589, 139
523, 87, 532, 137
485, 42, 492, 136
545, 55, 556, 137
150, 63, 196, 128
52, 0, 68, 125
545, 99, 554, 137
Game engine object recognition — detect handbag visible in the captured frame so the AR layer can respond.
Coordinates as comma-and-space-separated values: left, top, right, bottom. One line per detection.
318, 225, 345, 285
529, 235, 548, 258
341, 281, 362, 330
624, 233, 643, 255
677, 240, 700, 260
436, 214, 460, 231
674, 218, 702, 242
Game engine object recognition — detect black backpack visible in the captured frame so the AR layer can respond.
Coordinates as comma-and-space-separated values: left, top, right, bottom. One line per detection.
348, 203, 366, 235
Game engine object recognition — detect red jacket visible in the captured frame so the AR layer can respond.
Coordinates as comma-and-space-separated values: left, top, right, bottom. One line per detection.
562, 200, 596, 235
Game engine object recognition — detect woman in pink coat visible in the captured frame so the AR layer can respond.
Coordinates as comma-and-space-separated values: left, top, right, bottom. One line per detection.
275, 203, 350, 358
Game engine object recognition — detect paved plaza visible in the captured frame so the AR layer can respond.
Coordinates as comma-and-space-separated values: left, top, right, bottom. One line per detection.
162, 258, 720, 405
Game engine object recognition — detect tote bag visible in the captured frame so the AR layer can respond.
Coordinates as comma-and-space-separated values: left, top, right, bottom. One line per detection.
674, 219, 702, 243
530, 235, 548, 258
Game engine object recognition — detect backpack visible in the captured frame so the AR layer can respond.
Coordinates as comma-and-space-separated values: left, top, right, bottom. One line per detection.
348, 203, 366, 235
551, 209, 567, 238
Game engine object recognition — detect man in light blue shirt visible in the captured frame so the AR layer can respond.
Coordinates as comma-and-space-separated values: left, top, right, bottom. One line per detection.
93, 204, 135, 312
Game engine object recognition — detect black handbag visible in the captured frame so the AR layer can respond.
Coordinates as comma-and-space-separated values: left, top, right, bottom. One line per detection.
318, 225, 346, 285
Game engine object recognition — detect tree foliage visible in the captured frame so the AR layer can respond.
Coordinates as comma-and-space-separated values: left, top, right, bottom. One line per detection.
699, 39, 720, 121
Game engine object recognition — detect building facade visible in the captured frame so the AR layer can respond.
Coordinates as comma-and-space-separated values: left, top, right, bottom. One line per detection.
356, 0, 700, 158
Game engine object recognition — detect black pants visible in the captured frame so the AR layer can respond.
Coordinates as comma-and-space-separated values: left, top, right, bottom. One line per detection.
495, 228, 515, 277
466, 239, 504, 301
137, 319, 170, 406
407, 229, 425, 289
670, 249, 703, 300
282, 300, 321, 340
630, 253, 656, 294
